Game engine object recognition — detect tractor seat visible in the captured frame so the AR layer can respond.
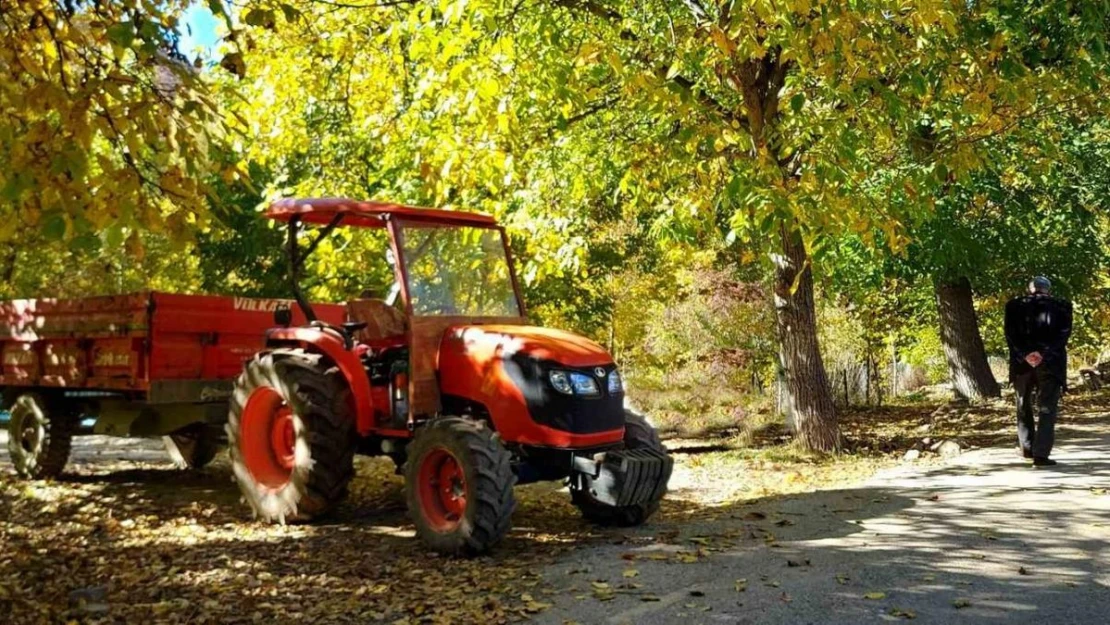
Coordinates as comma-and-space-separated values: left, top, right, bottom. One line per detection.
346, 298, 407, 345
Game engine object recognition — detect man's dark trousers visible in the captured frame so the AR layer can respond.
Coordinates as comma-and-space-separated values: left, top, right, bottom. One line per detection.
1013, 366, 1061, 458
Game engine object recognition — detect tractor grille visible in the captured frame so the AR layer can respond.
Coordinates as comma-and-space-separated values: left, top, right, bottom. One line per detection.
504, 354, 624, 434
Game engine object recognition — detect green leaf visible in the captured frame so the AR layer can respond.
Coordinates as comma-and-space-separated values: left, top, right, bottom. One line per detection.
220, 52, 246, 77
279, 4, 301, 23
206, 0, 227, 17
137, 20, 161, 43
42, 213, 68, 241
790, 93, 805, 113
101, 224, 125, 250
106, 22, 135, 48
244, 9, 276, 29
70, 233, 102, 253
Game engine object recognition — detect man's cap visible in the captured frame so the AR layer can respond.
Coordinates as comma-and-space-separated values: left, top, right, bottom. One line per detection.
1029, 276, 1051, 294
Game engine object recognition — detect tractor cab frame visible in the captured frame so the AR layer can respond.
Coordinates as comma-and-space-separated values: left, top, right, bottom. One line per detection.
265, 198, 532, 436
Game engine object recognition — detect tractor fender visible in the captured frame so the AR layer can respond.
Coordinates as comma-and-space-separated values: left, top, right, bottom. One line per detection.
265, 327, 374, 435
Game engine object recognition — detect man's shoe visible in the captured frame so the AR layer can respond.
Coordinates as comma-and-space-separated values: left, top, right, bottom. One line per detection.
1033, 457, 1057, 467
1018, 448, 1033, 459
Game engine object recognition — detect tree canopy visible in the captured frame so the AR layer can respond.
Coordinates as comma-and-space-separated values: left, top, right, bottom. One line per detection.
0, 0, 229, 251
4, 0, 1110, 451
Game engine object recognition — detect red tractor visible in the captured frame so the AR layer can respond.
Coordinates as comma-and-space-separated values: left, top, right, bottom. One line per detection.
228, 198, 672, 554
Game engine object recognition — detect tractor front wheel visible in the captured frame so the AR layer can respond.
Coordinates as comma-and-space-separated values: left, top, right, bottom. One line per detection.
227, 350, 355, 523
571, 410, 669, 526
405, 417, 515, 555
6, 393, 77, 479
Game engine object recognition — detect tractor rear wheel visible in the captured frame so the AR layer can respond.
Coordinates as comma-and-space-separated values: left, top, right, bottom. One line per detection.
405, 417, 515, 555
227, 350, 355, 523
7, 393, 77, 479
571, 410, 668, 526
163, 424, 221, 469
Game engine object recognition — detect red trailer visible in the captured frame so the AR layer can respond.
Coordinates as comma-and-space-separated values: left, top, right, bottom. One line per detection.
1, 292, 343, 478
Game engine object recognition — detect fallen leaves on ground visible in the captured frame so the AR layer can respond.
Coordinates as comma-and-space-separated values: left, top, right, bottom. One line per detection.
889, 607, 916, 619
7, 392, 1017, 624
0, 454, 586, 624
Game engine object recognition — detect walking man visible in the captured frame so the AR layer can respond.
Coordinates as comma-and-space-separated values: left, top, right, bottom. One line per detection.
1004, 277, 1072, 467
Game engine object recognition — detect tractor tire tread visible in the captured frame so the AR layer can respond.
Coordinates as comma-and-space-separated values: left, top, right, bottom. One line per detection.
7, 393, 77, 480
228, 349, 355, 523
406, 417, 515, 555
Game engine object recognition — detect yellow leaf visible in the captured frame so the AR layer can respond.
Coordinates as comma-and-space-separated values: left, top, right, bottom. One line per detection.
889, 607, 916, 619
864, 592, 886, 600
524, 601, 552, 613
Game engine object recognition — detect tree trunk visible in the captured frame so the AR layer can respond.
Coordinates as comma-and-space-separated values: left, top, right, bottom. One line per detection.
772, 225, 839, 452
935, 277, 1001, 400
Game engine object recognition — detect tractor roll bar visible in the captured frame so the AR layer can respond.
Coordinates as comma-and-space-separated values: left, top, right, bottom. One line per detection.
287, 213, 345, 322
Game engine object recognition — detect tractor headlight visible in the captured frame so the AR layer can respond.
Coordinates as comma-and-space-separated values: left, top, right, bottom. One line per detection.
548, 369, 601, 397
568, 372, 600, 397
608, 370, 623, 395
549, 370, 573, 395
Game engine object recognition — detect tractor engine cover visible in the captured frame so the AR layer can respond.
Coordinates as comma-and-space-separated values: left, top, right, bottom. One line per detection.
571, 447, 674, 508
437, 324, 628, 448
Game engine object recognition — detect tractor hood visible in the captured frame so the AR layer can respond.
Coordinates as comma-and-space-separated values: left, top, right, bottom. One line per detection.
437, 322, 625, 443
453, 324, 612, 368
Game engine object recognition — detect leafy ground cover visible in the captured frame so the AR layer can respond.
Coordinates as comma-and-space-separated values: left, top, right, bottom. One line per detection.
4, 392, 1097, 624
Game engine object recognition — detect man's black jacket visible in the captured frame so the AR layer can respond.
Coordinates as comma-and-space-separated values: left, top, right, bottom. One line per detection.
1004, 294, 1073, 381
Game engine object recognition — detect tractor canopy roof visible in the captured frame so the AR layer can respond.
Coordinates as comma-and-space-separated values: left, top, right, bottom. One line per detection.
266, 197, 498, 229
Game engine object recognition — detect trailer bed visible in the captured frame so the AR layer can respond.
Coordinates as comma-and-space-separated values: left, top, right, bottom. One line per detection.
0, 292, 344, 401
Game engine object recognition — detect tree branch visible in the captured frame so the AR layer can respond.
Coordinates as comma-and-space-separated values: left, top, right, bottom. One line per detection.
304, 0, 419, 8
546, 0, 747, 131
548, 0, 622, 22
679, 0, 711, 25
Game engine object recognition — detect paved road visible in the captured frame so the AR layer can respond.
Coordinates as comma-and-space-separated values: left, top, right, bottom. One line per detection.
534, 411, 1110, 625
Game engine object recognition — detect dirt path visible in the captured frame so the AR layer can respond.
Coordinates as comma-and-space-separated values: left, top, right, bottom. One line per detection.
534, 404, 1110, 625
2, 398, 1108, 624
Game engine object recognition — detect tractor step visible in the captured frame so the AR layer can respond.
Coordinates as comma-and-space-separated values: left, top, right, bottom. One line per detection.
571, 448, 673, 508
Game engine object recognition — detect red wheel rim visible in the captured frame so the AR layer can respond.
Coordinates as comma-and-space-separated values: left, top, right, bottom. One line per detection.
417, 447, 468, 531
241, 386, 296, 490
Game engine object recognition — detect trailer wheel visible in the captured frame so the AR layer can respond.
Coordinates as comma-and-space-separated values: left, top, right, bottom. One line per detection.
405, 417, 515, 555
163, 424, 221, 469
571, 410, 669, 527
6, 393, 77, 479
227, 350, 355, 523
